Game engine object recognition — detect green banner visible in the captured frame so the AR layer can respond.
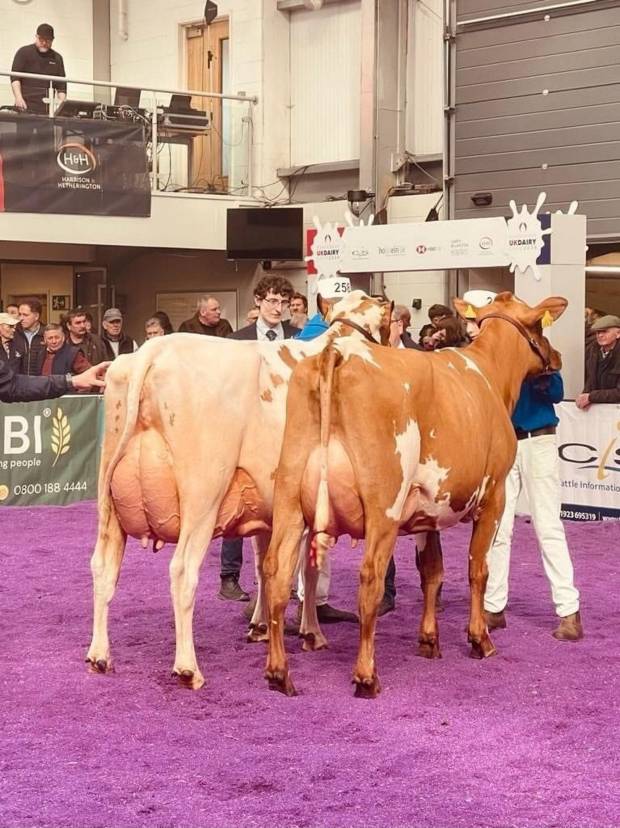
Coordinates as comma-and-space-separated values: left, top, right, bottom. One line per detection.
0, 395, 102, 507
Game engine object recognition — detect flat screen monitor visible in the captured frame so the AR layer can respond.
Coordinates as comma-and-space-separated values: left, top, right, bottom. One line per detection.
114, 87, 141, 108
226, 207, 303, 261
55, 99, 99, 119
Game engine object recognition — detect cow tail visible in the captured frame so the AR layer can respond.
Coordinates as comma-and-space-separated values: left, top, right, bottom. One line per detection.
98, 347, 157, 504
313, 342, 339, 570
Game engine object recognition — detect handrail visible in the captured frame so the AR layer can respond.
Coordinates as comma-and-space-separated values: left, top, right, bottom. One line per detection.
1, 67, 256, 197
1, 69, 258, 104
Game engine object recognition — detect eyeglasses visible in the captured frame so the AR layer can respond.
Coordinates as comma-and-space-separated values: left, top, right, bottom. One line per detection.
262, 297, 289, 309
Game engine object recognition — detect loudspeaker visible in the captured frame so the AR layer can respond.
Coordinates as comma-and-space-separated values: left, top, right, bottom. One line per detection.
204, 1, 218, 24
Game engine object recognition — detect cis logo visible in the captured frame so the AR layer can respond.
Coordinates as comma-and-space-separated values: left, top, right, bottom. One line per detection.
559, 424, 620, 480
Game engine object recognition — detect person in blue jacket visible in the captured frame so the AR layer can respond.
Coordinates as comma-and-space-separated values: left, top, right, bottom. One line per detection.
485, 372, 583, 641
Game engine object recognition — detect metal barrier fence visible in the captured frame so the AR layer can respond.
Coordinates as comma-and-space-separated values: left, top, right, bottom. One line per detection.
0, 396, 618, 517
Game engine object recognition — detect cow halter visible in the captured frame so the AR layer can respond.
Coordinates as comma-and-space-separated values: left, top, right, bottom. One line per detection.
479, 312, 551, 372
329, 317, 380, 344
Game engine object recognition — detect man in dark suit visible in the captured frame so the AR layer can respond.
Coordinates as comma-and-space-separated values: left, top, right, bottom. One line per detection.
218, 275, 296, 602
228, 275, 297, 343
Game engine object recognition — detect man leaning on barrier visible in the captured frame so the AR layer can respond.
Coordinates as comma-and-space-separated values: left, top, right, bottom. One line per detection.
0, 358, 108, 404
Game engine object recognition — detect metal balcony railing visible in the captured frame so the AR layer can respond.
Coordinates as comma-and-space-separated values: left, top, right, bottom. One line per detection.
0, 69, 257, 197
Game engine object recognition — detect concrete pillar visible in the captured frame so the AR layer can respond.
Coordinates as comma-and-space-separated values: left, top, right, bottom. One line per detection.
513, 213, 586, 399
93, 0, 111, 103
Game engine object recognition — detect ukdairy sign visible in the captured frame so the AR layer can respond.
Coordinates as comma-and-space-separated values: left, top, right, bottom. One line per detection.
337, 192, 579, 277
339, 216, 509, 272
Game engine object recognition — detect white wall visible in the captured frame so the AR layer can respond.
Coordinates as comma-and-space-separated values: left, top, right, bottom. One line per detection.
289, 1, 361, 166
0, 0, 94, 106
108, 0, 288, 201
406, 0, 443, 157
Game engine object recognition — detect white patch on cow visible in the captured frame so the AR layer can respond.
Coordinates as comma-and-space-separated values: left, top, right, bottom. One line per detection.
403, 382, 411, 392
334, 336, 379, 367
446, 348, 491, 389
329, 290, 383, 338
447, 362, 456, 370
429, 429, 436, 439
385, 419, 421, 520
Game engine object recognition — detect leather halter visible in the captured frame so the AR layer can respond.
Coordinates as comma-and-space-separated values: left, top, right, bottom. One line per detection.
479, 312, 551, 372
329, 316, 380, 344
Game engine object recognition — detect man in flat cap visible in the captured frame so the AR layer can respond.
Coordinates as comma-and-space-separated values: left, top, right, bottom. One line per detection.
576, 314, 620, 408
11, 24, 66, 114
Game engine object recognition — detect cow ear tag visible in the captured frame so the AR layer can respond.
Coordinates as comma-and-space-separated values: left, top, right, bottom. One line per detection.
541, 310, 553, 328
465, 304, 476, 319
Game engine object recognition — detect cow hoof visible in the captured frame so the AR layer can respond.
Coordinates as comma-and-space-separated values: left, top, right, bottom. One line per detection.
353, 674, 381, 699
468, 635, 497, 660
265, 670, 298, 697
85, 656, 111, 674
417, 637, 442, 659
301, 631, 328, 652
247, 624, 269, 644
172, 668, 205, 690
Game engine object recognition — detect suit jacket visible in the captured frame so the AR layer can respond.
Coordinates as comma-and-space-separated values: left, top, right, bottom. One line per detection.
228, 320, 297, 341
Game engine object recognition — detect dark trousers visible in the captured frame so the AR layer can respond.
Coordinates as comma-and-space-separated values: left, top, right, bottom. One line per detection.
384, 556, 396, 600
222, 537, 397, 597
220, 537, 243, 580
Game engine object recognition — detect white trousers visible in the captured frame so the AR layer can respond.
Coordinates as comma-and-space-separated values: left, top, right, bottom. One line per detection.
485, 434, 580, 618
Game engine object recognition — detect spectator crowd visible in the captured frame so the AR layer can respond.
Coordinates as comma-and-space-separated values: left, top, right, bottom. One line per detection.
1, 289, 618, 409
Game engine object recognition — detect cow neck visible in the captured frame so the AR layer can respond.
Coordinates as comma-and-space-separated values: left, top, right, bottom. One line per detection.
466, 320, 538, 414
328, 317, 379, 344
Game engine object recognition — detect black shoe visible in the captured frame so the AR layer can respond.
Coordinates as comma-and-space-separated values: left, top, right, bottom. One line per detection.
378, 596, 396, 617
219, 576, 250, 602
316, 603, 358, 624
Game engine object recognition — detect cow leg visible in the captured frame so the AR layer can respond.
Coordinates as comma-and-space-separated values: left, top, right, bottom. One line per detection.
169, 519, 217, 690
86, 504, 127, 674
353, 523, 399, 699
416, 531, 443, 659
247, 533, 270, 643
467, 496, 503, 659
300, 533, 328, 652
415, 537, 444, 612
264, 520, 305, 697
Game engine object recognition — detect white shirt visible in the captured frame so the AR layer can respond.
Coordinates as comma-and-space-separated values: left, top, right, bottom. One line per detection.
256, 317, 284, 342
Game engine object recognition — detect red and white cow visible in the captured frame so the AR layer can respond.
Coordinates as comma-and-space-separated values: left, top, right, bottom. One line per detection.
263, 292, 567, 697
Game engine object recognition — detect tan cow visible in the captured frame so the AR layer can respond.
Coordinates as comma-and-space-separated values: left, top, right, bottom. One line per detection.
263, 292, 567, 698
85, 291, 391, 689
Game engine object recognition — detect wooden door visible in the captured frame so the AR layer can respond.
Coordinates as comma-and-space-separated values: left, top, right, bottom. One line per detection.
185, 19, 229, 191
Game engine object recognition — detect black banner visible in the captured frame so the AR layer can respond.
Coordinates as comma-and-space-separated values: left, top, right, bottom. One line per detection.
0, 112, 151, 217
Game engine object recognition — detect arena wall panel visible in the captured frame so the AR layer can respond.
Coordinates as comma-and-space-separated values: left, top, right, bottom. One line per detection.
453, 1, 620, 238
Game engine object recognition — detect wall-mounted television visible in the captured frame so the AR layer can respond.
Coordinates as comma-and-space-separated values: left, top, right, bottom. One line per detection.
226, 207, 304, 261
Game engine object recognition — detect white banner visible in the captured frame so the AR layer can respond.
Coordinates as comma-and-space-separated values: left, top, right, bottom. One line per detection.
339, 216, 511, 272
557, 402, 620, 521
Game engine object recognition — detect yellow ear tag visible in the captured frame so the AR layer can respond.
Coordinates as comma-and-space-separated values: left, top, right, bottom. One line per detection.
465, 304, 476, 319
542, 310, 553, 328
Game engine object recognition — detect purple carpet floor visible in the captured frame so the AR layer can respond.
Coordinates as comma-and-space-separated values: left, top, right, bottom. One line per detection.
1, 503, 618, 828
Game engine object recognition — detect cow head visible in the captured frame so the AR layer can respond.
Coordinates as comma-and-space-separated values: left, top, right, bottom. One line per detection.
454, 291, 567, 374
318, 290, 393, 345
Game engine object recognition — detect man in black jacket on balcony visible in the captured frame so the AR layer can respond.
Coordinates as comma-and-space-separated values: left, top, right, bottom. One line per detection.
11, 23, 67, 114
